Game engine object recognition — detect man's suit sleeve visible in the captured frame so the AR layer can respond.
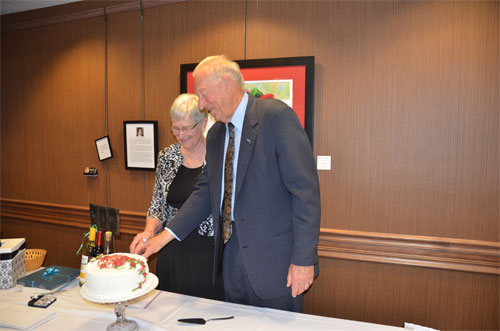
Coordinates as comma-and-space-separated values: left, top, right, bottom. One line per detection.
274, 106, 321, 267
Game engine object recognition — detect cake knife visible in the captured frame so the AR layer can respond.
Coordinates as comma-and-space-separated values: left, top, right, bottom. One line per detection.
177, 316, 234, 324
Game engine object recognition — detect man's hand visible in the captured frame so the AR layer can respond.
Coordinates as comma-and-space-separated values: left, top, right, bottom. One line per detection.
130, 230, 174, 259
286, 264, 314, 297
139, 235, 165, 259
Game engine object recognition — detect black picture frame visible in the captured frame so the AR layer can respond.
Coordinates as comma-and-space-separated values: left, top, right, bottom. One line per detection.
123, 121, 158, 171
180, 56, 315, 146
95, 136, 113, 161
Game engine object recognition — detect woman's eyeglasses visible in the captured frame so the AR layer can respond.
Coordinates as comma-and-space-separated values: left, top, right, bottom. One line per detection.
171, 122, 199, 134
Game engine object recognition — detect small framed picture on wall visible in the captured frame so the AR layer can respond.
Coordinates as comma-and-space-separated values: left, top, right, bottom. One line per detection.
95, 136, 113, 161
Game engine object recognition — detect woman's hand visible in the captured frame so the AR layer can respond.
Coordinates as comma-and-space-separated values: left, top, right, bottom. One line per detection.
129, 230, 154, 255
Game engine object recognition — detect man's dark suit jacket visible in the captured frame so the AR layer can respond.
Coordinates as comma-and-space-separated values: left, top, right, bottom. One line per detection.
168, 94, 321, 300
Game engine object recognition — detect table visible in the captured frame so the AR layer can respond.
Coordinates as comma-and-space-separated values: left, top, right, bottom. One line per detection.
0, 280, 404, 330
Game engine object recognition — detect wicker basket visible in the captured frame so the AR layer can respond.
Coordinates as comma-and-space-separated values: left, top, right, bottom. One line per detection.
25, 249, 47, 272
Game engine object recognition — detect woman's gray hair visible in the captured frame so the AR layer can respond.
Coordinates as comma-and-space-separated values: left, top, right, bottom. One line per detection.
193, 55, 244, 88
170, 93, 207, 123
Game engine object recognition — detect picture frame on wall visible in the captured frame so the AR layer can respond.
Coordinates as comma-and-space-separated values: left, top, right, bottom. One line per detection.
180, 56, 315, 145
123, 121, 158, 171
95, 136, 113, 161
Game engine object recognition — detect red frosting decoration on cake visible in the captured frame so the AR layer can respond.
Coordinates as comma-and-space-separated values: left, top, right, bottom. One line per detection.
92, 254, 147, 291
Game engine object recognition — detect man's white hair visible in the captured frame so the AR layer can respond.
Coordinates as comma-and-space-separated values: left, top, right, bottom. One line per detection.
193, 55, 244, 88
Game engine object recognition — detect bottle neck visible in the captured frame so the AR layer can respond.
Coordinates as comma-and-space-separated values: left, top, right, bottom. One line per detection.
104, 232, 113, 254
104, 232, 112, 244
89, 228, 97, 242
96, 231, 103, 246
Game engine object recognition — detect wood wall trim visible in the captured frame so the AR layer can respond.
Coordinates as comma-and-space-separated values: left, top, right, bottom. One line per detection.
1, 8, 105, 32
2, 198, 499, 275
105, 0, 186, 15
1, 0, 185, 32
319, 229, 500, 275
0, 198, 145, 235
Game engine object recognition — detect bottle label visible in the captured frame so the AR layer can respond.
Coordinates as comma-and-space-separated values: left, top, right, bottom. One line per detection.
80, 254, 89, 283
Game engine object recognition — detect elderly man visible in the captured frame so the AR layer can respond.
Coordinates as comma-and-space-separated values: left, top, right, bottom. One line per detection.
136, 55, 320, 312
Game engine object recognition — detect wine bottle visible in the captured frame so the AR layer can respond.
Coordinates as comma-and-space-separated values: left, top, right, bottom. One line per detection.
79, 227, 97, 287
104, 231, 114, 255
92, 230, 104, 257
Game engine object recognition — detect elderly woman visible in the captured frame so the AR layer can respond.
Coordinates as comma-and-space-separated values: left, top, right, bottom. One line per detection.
130, 93, 223, 301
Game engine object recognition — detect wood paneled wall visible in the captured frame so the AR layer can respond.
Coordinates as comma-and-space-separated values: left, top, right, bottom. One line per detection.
246, 0, 499, 241
1, 1, 498, 330
1, 16, 107, 206
306, 257, 499, 330
107, 8, 151, 211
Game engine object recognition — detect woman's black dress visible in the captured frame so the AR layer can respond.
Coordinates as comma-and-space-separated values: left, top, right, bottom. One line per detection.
156, 164, 224, 301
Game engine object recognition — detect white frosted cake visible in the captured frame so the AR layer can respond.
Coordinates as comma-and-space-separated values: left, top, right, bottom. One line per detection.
84, 253, 149, 300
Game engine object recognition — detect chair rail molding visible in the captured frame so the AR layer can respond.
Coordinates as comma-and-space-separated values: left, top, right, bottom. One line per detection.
319, 228, 499, 275
0, 198, 144, 235
2, 198, 499, 275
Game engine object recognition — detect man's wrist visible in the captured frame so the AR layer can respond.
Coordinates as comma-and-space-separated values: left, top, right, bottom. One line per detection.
164, 227, 180, 241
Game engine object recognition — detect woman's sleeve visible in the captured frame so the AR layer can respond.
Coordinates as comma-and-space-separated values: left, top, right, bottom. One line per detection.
147, 149, 168, 228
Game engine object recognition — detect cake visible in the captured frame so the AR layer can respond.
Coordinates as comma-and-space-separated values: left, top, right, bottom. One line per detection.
84, 253, 149, 300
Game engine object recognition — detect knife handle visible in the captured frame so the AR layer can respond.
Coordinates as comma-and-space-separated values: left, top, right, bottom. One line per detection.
177, 318, 205, 324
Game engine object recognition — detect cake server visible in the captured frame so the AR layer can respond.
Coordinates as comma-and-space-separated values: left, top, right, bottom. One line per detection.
177, 316, 234, 324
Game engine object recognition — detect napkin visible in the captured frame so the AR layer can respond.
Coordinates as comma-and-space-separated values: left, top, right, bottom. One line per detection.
404, 322, 439, 331
0, 301, 57, 330
127, 289, 161, 309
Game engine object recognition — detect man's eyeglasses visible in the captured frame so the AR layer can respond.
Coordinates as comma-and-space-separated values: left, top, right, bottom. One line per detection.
171, 122, 199, 134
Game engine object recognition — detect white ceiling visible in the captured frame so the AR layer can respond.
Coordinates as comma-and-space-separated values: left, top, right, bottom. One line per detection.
1, 0, 81, 16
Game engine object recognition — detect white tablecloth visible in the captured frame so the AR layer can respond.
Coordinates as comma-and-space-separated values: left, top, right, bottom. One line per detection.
0, 280, 403, 330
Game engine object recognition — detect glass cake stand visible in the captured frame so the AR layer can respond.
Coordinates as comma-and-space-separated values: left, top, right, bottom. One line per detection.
107, 301, 138, 331
80, 273, 159, 331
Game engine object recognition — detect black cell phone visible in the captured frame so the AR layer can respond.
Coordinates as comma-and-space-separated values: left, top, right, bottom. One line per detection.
28, 295, 57, 308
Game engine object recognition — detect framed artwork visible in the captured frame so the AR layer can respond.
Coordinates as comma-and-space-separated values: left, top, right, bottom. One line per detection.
95, 136, 113, 161
180, 56, 315, 145
123, 121, 158, 170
